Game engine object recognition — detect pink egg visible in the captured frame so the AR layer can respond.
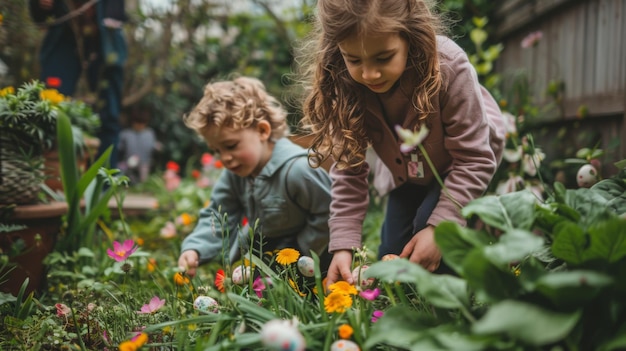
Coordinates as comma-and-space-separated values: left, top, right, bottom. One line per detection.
231, 265, 250, 285
330, 339, 360, 351
260, 319, 305, 351
351, 265, 375, 289
297, 256, 316, 277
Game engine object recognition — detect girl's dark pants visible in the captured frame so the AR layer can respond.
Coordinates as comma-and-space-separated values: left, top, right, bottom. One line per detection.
378, 181, 454, 275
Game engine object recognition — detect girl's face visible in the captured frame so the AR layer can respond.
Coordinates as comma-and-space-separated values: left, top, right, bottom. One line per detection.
338, 32, 409, 93
203, 121, 272, 178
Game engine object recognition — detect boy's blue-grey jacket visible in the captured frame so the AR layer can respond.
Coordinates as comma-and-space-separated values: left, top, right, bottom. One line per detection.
181, 138, 332, 264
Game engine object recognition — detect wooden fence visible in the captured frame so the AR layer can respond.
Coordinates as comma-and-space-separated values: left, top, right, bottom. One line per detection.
494, 0, 625, 173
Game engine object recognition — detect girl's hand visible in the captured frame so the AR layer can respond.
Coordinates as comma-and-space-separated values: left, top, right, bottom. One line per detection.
326, 250, 354, 286
178, 250, 200, 277
399, 225, 441, 272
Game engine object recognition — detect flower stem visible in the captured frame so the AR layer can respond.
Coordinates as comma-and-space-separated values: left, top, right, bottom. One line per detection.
418, 144, 462, 210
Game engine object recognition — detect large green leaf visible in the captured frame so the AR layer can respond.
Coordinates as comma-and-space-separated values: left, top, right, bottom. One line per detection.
551, 221, 588, 265
564, 188, 613, 229
462, 190, 537, 231
365, 306, 441, 349
534, 270, 613, 308
483, 229, 545, 266
436, 221, 493, 275
462, 250, 521, 301
365, 260, 470, 309
585, 218, 626, 263
472, 300, 581, 345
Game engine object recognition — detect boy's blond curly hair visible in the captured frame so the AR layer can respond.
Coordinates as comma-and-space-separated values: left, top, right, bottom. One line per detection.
184, 76, 289, 140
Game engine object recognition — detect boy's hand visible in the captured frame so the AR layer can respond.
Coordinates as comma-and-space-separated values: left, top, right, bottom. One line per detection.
178, 250, 200, 277
326, 250, 354, 286
399, 225, 441, 272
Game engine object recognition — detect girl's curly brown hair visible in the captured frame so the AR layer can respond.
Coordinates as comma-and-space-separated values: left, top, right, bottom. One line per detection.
293, 0, 445, 170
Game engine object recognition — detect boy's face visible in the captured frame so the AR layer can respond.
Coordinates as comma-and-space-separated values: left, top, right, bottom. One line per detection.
203, 121, 272, 178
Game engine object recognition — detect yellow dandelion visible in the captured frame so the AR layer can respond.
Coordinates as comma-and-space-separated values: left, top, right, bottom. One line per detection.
162, 326, 172, 335
338, 324, 354, 339
288, 279, 307, 297
328, 281, 358, 295
324, 291, 353, 313
40, 89, 65, 104
276, 248, 300, 265
0, 86, 14, 97
187, 324, 198, 331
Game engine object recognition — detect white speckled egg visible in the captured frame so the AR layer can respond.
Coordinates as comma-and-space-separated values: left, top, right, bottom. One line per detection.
577, 164, 598, 188
351, 265, 375, 289
232, 265, 250, 285
330, 339, 360, 351
297, 256, 316, 277
193, 296, 219, 313
260, 319, 305, 351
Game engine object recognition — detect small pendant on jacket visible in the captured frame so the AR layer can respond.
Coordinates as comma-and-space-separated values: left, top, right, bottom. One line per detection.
408, 152, 424, 179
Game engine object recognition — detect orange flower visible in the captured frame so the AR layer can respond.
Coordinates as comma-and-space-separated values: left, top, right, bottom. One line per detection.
324, 291, 353, 313
174, 272, 190, 286
135, 237, 145, 246
147, 258, 157, 273
46, 76, 62, 88
40, 89, 65, 104
214, 269, 225, 293
338, 324, 354, 339
176, 213, 193, 226
214, 160, 223, 168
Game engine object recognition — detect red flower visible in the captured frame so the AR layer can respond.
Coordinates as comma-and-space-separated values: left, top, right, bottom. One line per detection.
166, 161, 180, 172
241, 217, 248, 227
215, 269, 226, 293
46, 76, 62, 88
214, 160, 223, 169
201, 153, 213, 166
191, 169, 200, 179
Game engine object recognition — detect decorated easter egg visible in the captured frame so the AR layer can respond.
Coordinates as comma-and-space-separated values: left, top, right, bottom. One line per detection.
193, 296, 219, 313
351, 265, 375, 289
381, 254, 400, 261
297, 256, 316, 277
231, 265, 250, 285
577, 164, 598, 188
330, 339, 360, 351
260, 319, 305, 351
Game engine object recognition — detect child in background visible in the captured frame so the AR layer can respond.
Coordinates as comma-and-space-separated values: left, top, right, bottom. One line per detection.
178, 76, 332, 278
118, 107, 160, 184
294, 0, 506, 285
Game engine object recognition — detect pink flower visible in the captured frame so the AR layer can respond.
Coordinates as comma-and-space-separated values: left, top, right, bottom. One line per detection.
106, 239, 138, 262
371, 310, 384, 323
138, 296, 166, 314
55, 303, 72, 317
359, 288, 381, 301
201, 153, 214, 167
521, 31, 543, 48
253, 277, 273, 298
160, 221, 177, 239
164, 169, 181, 191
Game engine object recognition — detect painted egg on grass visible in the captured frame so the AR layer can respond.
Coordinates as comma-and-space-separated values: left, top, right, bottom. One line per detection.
577, 164, 598, 188
193, 296, 219, 313
231, 265, 251, 285
330, 339, 360, 351
297, 256, 315, 277
351, 265, 375, 289
260, 319, 306, 351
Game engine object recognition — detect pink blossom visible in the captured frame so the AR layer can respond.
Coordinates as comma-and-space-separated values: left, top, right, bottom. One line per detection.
106, 239, 138, 262
371, 310, 384, 322
164, 169, 181, 191
201, 153, 214, 167
521, 31, 543, 48
160, 221, 177, 239
138, 296, 166, 314
196, 176, 212, 188
253, 276, 273, 298
359, 288, 381, 301
55, 303, 72, 317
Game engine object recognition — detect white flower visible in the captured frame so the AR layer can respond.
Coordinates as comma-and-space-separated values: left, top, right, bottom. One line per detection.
503, 146, 523, 163
522, 148, 545, 177
395, 125, 430, 153
496, 174, 524, 195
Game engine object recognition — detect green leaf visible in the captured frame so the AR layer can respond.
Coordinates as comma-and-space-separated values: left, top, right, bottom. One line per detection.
462, 250, 521, 301
551, 221, 588, 265
436, 221, 493, 275
534, 270, 613, 308
470, 28, 487, 47
585, 218, 626, 263
365, 306, 435, 349
483, 229, 545, 266
462, 190, 537, 231
472, 300, 581, 345
365, 260, 470, 309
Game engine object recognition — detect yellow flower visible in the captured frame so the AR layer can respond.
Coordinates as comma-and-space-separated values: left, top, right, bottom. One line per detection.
135, 237, 145, 246
118, 340, 137, 351
147, 258, 157, 273
118, 332, 148, 351
324, 291, 353, 313
40, 89, 65, 104
0, 86, 14, 97
174, 272, 190, 286
338, 324, 354, 339
288, 279, 306, 297
275, 248, 300, 265
328, 281, 358, 295
177, 213, 193, 226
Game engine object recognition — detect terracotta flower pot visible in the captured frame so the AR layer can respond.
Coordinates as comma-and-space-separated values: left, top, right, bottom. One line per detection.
0, 201, 68, 296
